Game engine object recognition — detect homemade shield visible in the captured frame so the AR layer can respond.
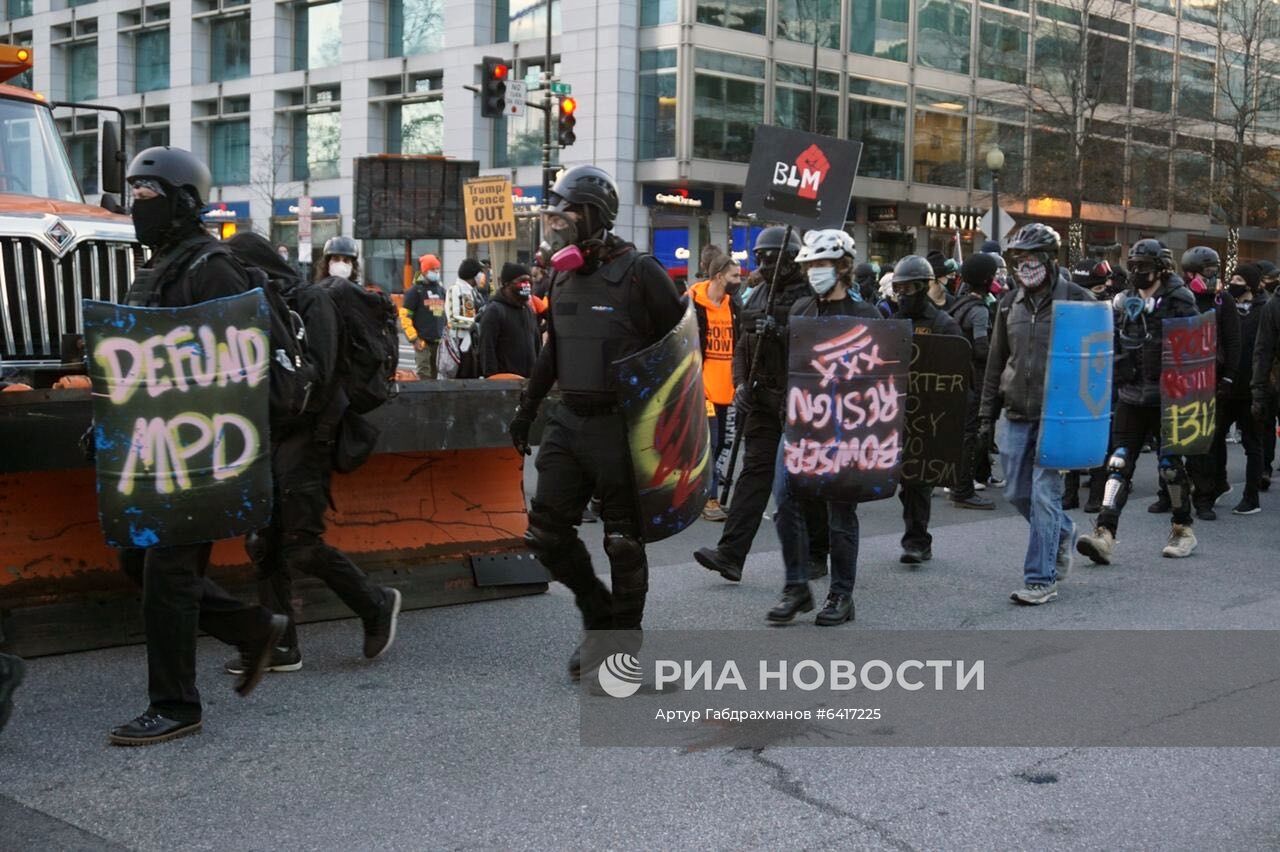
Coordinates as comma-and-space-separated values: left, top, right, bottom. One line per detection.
783, 316, 911, 502
1037, 302, 1114, 469
83, 289, 274, 548
901, 334, 971, 486
614, 304, 713, 542
1160, 310, 1217, 456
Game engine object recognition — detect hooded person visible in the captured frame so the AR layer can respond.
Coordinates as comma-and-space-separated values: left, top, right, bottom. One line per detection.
853, 261, 880, 304
401, 253, 447, 380
444, 258, 483, 379
479, 261, 541, 378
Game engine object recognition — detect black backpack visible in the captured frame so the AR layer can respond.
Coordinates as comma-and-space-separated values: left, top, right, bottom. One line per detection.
319, 277, 400, 413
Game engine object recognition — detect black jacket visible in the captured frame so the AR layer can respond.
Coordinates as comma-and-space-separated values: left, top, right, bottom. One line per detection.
905, 301, 962, 337
403, 277, 447, 341
948, 293, 992, 380
1113, 277, 1200, 407
1250, 295, 1280, 404
790, 293, 883, 321
142, 231, 250, 308
734, 270, 815, 399
1228, 293, 1267, 400
479, 290, 541, 378
1193, 288, 1242, 389
981, 277, 1096, 423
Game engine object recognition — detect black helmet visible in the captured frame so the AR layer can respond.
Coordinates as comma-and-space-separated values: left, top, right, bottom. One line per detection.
1006, 223, 1061, 254
754, 226, 802, 256
1256, 260, 1279, 279
547, 165, 620, 230
892, 255, 934, 284
1180, 246, 1220, 274
1128, 238, 1166, 268
126, 146, 212, 207
853, 261, 876, 280
322, 236, 358, 258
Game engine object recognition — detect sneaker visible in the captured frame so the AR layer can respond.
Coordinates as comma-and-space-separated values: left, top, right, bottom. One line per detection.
1214, 483, 1234, 505
363, 588, 402, 659
1010, 582, 1058, 605
1148, 496, 1171, 513
814, 593, 854, 626
973, 480, 987, 492
224, 645, 302, 676
701, 498, 728, 522
108, 712, 202, 747
235, 614, 289, 697
1076, 527, 1115, 565
1232, 498, 1262, 515
694, 547, 743, 583
899, 545, 933, 564
987, 476, 1006, 488
1161, 524, 1198, 558
952, 493, 995, 510
1195, 506, 1217, 521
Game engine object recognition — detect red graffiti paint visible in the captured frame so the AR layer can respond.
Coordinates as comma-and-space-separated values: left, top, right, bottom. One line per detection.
649, 363, 708, 507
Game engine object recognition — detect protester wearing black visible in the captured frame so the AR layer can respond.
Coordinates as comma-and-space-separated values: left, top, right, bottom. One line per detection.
113, 147, 288, 746
926, 251, 959, 313
1077, 239, 1202, 565
892, 255, 963, 563
1210, 264, 1267, 515
1252, 279, 1280, 490
480, 262, 541, 378
853, 262, 880, 303
692, 226, 830, 583
946, 254, 998, 510
507, 165, 684, 682
223, 232, 401, 676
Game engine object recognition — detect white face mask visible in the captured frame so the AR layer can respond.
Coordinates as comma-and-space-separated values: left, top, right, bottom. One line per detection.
278, 250, 289, 261
329, 260, 353, 280
426, 270, 440, 283
807, 266, 838, 296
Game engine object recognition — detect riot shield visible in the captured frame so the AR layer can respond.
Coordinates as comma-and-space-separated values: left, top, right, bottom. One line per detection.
783, 316, 911, 502
1160, 310, 1216, 457
901, 334, 971, 486
83, 289, 274, 548
1037, 301, 1114, 469
613, 304, 713, 542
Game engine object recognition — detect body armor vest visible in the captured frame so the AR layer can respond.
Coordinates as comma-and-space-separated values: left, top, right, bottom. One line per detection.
551, 251, 648, 394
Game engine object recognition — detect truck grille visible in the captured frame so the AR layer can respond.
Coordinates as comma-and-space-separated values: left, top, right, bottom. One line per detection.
0, 237, 138, 364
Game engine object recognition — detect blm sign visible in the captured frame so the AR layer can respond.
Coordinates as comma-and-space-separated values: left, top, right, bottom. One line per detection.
783, 317, 911, 503
740, 126, 862, 231
1160, 310, 1217, 456
83, 290, 273, 548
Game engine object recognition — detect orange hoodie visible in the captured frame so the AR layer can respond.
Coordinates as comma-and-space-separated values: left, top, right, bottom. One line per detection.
691, 279, 735, 406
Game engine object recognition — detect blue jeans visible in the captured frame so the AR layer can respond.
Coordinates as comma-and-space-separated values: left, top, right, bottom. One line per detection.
999, 419, 1074, 586
771, 444, 859, 596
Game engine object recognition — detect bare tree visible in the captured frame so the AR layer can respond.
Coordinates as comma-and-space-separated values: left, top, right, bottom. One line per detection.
1208, 0, 1280, 274
1003, 0, 1138, 261
247, 126, 301, 221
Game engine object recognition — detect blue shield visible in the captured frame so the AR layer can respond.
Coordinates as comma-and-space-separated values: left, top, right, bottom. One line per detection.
1037, 302, 1113, 469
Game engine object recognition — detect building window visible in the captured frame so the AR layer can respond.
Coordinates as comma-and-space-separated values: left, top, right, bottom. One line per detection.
134, 28, 169, 93
1031, 15, 1076, 96
65, 40, 98, 101
696, 0, 766, 35
1130, 137, 1170, 212
973, 101, 1025, 194
1087, 33, 1128, 106
388, 0, 442, 57
495, 0, 559, 42
493, 61, 558, 167
386, 101, 443, 154
1178, 54, 1215, 121
777, 0, 840, 48
638, 48, 677, 159
210, 119, 250, 184
913, 90, 968, 187
1180, 0, 1217, 25
978, 8, 1028, 84
1133, 45, 1172, 113
295, 1, 342, 71
848, 78, 907, 181
291, 111, 341, 181
850, 0, 908, 61
917, 0, 971, 75
640, 0, 676, 25
1081, 126, 1123, 203
210, 15, 250, 81
693, 50, 764, 161
5, 0, 32, 18
774, 64, 839, 137
1137, 0, 1173, 13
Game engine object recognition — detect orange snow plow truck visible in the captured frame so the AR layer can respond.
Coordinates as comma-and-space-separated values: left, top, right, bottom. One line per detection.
0, 45, 544, 657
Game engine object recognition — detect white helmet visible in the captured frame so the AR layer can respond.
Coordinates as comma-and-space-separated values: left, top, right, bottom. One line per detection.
878, 271, 896, 301
796, 229, 856, 264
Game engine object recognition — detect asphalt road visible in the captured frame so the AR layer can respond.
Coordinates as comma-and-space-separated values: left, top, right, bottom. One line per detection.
2, 445, 1278, 851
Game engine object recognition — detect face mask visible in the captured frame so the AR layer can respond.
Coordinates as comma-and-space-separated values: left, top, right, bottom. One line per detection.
551, 245, 585, 273
1265, 279, 1279, 294
1228, 283, 1248, 300
329, 260, 353, 280
278, 249, 289, 261
807, 267, 838, 296
130, 196, 173, 247
1015, 259, 1047, 289
515, 281, 532, 301
897, 290, 927, 317
426, 270, 440, 283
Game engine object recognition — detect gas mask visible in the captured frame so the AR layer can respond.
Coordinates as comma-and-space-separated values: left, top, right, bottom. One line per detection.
1201, 266, 1219, 290
807, 266, 838, 297
329, 259, 354, 280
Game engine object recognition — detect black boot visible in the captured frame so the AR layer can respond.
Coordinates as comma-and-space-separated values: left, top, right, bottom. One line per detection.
815, 593, 854, 626
570, 585, 613, 682
1084, 471, 1105, 514
766, 585, 814, 623
694, 547, 743, 582
1063, 472, 1080, 510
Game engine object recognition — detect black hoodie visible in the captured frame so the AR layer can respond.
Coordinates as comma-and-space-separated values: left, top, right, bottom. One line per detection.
479, 288, 540, 377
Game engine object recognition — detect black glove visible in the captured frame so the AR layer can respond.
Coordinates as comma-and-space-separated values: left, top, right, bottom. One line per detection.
754, 315, 779, 338
976, 419, 994, 453
1253, 400, 1268, 423
508, 396, 537, 456
732, 383, 753, 417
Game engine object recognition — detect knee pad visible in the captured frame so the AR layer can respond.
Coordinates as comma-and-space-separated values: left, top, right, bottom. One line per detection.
525, 505, 577, 557
1101, 471, 1128, 511
1106, 447, 1130, 474
1159, 456, 1189, 506
604, 532, 648, 592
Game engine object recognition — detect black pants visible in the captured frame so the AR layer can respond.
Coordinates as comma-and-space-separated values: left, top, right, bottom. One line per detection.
1097, 402, 1192, 534
120, 545, 276, 723
1212, 397, 1263, 502
1263, 396, 1277, 474
530, 405, 648, 632
717, 406, 828, 568
951, 389, 982, 500
247, 430, 387, 651
899, 482, 932, 551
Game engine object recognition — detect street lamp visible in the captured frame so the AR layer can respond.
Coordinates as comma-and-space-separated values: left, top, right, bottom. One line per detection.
986, 145, 1005, 250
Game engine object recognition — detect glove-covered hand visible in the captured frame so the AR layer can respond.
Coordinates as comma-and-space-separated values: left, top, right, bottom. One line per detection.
976, 419, 994, 453
508, 396, 537, 456
754, 315, 779, 338
732, 383, 753, 417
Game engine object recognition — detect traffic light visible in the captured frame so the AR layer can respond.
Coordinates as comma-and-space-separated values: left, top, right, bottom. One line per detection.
480, 57, 509, 118
557, 96, 577, 147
